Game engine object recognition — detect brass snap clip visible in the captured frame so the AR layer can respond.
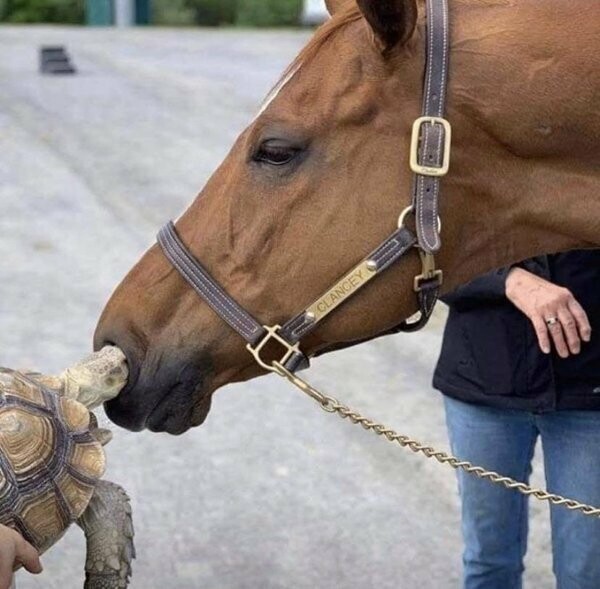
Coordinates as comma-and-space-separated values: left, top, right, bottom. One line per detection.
414, 251, 443, 292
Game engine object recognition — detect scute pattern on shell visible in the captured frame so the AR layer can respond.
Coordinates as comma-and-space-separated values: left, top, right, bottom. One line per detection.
0, 369, 105, 553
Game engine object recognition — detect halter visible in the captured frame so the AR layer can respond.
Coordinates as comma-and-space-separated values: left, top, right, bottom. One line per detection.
152, 3, 600, 522
158, 0, 451, 376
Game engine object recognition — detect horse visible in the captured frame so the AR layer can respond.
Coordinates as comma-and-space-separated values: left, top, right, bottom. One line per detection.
94, 0, 600, 436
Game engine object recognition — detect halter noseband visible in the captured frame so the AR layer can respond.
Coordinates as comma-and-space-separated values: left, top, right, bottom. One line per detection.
157, 0, 451, 375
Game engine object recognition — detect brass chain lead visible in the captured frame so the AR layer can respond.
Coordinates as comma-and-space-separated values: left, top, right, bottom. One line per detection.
273, 363, 600, 519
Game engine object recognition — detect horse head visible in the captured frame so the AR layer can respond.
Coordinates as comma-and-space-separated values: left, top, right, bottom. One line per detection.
95, 0, 600, 434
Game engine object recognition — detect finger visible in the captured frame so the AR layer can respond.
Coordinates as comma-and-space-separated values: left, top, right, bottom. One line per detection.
14, 536, 42, 575
558, 306, 582, 355
0, 549, 15, 589
547, 320, 570, 358
532, 316, 552, 354
567, 298, 592, 342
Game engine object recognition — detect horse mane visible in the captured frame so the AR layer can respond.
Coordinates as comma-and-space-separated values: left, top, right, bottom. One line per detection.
262, 3, 362, 106
283, 0, 514, 78
265, 0, 512, 106
286, 4, 363, 76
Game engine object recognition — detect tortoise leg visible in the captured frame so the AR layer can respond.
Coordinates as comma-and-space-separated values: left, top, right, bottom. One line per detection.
76, 480, 135, 589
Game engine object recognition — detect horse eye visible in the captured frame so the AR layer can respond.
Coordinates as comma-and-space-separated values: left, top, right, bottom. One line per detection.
254, 140, 301, 166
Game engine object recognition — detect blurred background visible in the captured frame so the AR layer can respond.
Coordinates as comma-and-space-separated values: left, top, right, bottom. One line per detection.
0, 0, 329, 27
1, 1, 554, 587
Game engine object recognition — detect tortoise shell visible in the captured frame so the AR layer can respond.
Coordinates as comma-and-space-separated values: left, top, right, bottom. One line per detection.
0, 368, 105, 553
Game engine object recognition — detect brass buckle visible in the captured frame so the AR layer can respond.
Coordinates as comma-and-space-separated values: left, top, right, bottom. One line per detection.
410, 116, 452, 177
414, 251, 443, 292
246, 325, 301, 374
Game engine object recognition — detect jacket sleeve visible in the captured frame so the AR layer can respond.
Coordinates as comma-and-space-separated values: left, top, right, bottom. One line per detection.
441, 267, 513, 307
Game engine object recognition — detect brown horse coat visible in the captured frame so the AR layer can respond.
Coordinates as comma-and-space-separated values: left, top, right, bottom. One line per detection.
95, 0, 600, 434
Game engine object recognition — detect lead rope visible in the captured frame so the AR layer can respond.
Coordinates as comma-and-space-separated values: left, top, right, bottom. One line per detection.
272, 362, 600, 518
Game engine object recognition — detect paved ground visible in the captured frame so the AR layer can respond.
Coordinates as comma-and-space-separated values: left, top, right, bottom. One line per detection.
0, 26, 555, 589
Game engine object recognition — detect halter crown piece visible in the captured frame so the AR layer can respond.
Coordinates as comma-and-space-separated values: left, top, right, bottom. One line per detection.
158, 0, 451, 374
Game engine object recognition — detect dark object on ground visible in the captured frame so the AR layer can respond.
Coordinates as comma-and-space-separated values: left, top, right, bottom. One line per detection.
39, 45, 76, 74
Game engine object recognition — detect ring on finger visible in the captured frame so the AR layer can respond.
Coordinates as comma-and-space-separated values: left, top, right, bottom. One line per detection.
545, 316, 560, 327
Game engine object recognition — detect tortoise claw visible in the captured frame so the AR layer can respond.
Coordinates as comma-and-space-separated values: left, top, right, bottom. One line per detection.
91, 428, 113, 447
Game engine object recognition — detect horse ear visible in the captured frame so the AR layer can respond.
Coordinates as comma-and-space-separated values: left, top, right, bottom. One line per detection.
356, 0, 418, 52
324, 0, 349, 16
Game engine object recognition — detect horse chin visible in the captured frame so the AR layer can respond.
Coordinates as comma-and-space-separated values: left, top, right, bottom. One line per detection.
146, 392, 212, 435
103, 349, 215, 435
105, 382, 213, 435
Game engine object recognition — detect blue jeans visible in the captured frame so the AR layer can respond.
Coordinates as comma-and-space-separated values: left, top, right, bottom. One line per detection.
444, 396, 600, 589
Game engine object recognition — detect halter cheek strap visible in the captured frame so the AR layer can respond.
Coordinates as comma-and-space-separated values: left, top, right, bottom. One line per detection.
157, 0, 451, 374
158, 223, 266, 346
412, 0, 451, 255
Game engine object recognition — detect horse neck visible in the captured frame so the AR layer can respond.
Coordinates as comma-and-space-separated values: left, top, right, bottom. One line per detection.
438, 0, 600, 292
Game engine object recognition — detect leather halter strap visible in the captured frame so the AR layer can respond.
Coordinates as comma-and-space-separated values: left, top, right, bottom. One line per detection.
158, 222, 266, 346
157, 0, 451, 373
412, 0, 451, 254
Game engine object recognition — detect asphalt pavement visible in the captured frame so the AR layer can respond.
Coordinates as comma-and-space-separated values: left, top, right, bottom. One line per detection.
0, 25, 554, 589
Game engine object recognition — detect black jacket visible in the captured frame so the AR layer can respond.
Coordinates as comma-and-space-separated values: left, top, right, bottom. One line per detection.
433, 251, 600, 412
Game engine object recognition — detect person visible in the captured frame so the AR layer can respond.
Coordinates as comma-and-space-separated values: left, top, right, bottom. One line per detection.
0, 525, 42, 589
434, 250, 600, 589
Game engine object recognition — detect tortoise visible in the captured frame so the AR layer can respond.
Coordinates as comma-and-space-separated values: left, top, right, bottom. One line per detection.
0, 347, 134, 588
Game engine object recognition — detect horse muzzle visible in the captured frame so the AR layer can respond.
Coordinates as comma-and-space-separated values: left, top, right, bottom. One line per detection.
97, 335, 214, 435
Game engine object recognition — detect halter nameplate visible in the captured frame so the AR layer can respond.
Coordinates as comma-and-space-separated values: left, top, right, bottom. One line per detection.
305, 260, 378, 323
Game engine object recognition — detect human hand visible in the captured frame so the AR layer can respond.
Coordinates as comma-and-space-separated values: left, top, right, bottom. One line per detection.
0, 525, 42, 589
506, 267, 591, 358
